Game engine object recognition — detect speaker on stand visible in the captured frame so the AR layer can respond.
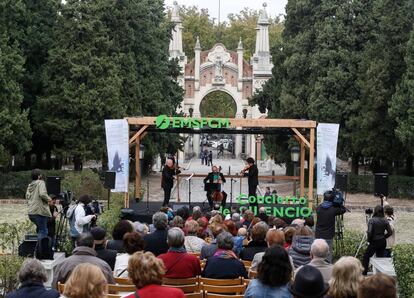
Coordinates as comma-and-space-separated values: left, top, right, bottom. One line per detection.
335, 172, 348, 201
46, 176, 61, 196
374, 173, 389, 206
104, 171, 116, 209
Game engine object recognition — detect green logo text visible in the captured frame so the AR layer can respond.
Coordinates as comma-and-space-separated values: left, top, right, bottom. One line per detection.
155, 115, 230, 130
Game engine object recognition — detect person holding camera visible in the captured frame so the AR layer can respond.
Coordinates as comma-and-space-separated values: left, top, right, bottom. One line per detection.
362, 205, 393, 275
315, 190, 346, 263
67, 195, 96, 244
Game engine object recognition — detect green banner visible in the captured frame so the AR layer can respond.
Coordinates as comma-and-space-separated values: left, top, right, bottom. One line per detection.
155, 115, 230, 129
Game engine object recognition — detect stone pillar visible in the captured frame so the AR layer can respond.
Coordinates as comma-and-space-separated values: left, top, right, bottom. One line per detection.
235, 128, 242, 158
237, 38, 244, 92
194, 36, 201, 90
193, 134, 200, 157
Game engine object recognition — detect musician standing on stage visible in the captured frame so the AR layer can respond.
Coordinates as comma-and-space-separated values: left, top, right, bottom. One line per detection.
161, 159, 181, 207
241, 157, 259, 209
204, 165, 226, 209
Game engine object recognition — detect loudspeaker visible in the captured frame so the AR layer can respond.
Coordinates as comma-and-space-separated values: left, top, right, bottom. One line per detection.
104, 171, 116, 189
374, 173, 389, 197
18, 234, 37, 257
46, 176, 61, 196
335, 172, 348, 192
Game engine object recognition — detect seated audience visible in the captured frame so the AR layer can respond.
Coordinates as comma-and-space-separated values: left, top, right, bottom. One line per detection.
114, 232, 145, 278
61, 263, 107, 298
200, 223, 224, 259
5, 259, 59, 298
289, 226, 314, 268
196, 217, 211, 239
143, 212, 169, 256
283, 226, 297, 250
231, 212, 242, 229
271, 217, 288, 230
184, 220, 206, 253
326, 256, 363, 298
170, 216, 184, 229
52, 233, 114, 289
107, 220, 134, 253
357, 273, 397, 298
224, 220, 243, 255
133, 221, 149, 236
241, 209, 254, 228
124, 251, 185, 298
240, 222, 269, 261
158, 227, 201, 278
297, 239, 332, 284
176, 206, 190, 221
90, 226, 117, 270
251, 229, 286, 271
202, 231, 248, 279
237, 227, 249, 246
245, 246, 292, 298
289, 265, 329, 298
258, 207, 269, 223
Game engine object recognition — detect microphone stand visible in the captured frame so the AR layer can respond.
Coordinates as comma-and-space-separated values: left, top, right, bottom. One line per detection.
186, 173, 194, 209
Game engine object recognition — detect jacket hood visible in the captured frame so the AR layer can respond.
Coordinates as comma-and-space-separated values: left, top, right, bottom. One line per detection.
72, 246, 97, 256
27, 180, 42, 194
291, 236, 314, 254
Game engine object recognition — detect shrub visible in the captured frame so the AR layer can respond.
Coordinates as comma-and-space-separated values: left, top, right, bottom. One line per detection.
333, 229, 366, 263
392, 244, 414, 298
97, 193, 125, 238
0, 221, 35, 254
0, 255, 24, 297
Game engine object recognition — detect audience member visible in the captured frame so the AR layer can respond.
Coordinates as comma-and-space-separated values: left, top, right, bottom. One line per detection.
158, 228, 201, 278
245, 246, 292, 298
184, 220, 206, 253
384, 205, 395, 257
289, 226, 314, 268
291, 219, 305, 229
196, 217, 210, 239
106, 220, 134, 253
170, 216, 184, 229
289, 265, 329, 298
61, 263, 107, 298
326, 256, 363, 298
251, 229, 286, 271
357, 273, 397, 298
200, 224, 224, 259
283, 226, 297, 250
52, 233, 114, 288
231, 212, 242, 229
258, 207, 269, 223
237, 227, 249, 246
143, 212, 169, 256
124, 251, 185, 298
90, 226, 117, 270
5, 259, 59, 298
133, 221, 149, 236
224, 220, 243, 255
240, 222, 269, 261
202, 232, 248, 279
176, 206, 190, 221
271, 218, 288, 230
114, 232, 145, 278
241, 209, 254, 228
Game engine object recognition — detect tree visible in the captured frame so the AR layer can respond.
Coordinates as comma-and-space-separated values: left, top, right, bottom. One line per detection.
0, 1, 32, 165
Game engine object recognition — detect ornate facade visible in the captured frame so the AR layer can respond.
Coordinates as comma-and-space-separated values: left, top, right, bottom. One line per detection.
170, 2, 273, 158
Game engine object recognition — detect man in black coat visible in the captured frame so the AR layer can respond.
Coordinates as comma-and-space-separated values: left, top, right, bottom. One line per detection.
241, 157, 259, 209
143, 212, 169, 256
204, 165, 226, 209
91, 227, 117, 270
161, 158, 181, 206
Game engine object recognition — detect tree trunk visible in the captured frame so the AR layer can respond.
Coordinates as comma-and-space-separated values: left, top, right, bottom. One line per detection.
406, 156, 413, 176
24, 152, 32, 169
351, 153, 360, 175
46, 151, 52, 170
73, 156, 83, 171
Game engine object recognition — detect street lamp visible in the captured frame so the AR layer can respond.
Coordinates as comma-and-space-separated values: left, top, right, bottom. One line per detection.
291, 146, 300, 196
139, 144, 145, 160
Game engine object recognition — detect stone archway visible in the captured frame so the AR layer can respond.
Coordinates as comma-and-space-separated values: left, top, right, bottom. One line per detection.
199, 90, 237, 118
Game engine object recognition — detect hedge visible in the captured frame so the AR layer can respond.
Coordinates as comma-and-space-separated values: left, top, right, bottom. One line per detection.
393, 244, 414, 298
0, 169, 106, 199
348, 174, 414, 198
333, 229, 366, 263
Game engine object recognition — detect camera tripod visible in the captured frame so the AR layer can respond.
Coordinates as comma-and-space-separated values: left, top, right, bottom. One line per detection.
334, 214, 345, 257
354, 213, 372, 257
55, 206, 69, 251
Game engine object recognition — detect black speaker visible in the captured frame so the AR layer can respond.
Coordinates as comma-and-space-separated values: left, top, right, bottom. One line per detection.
104, 171, 116, 189
46, 176, 61, 196
335, 172, 348, 192
374, 173, 389, 197
18, 234, 37, 257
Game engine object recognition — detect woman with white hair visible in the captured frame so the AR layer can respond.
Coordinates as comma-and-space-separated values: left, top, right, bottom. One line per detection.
6, 259, 59, 298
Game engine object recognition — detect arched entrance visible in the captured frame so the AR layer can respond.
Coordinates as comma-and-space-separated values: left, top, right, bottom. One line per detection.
198, 91, 237, 158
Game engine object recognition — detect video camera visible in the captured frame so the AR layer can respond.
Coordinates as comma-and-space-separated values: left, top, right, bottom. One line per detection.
58, 191, 74, 210
324, 188, 345, 207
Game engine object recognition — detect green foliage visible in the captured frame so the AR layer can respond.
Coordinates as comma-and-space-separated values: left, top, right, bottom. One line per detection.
200, 91, 237, 117
97, 193, 124, 239
0, 220, 34, 254
0, 254, 24, 297
0, 169, 105, 199
333, 229, 366, 263
392, 244, 414, 298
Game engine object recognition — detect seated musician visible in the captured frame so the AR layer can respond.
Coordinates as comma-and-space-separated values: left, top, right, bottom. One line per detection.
203, 165, 226, 210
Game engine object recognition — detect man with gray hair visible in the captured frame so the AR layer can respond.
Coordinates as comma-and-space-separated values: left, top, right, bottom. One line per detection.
295, 238, 333, 283
6, 259, 59, 298
158, 227, 201, 278
202, 232, 248, 279
143, 212, 169, 256
231, 212, 242, 229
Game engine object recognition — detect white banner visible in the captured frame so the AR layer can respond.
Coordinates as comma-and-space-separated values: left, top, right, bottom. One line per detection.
317, 123, 340, 195
105, 119, 129, 193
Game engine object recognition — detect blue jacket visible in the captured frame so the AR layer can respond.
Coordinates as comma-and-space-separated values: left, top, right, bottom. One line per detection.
202, 255, 248, 279
244, 279, 292, 298
6, 281, 60, 298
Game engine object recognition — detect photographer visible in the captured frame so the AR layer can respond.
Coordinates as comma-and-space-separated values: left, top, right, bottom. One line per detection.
315, 190, 346, 263
67, 195, 96, 244
362, 205, 393, 275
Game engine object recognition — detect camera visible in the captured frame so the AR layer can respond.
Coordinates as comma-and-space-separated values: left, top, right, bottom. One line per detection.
365, 208, 373, 215
58, 191, 73, 209
324, 188, 345, 207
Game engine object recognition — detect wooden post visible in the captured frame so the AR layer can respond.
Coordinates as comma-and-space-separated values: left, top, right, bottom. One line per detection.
135, 137, 141, 200
308, 128, 315, 207
300, 140, 305, 198
177, 175, 180, 202
124, 192, 129, 208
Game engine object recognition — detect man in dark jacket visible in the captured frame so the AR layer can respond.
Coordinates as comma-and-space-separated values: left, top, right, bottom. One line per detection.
143, 212, 169, 256
315, 191, 346, 262
241, 157, 259, 210
239, 222, 268, 261
52, 233, 114, 289
6, 259, 59, 298
161, 159, 181, 206
91, 226, 117, 270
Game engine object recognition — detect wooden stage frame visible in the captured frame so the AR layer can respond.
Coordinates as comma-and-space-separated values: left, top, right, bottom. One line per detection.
125, 116, 317, 208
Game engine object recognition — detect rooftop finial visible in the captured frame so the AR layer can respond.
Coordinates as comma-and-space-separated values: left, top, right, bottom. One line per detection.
195, 36, 201, 50
263, 2, 267, 8
171, 1, 180, 23
237, 37, 243, 50
258, 2, 269, 25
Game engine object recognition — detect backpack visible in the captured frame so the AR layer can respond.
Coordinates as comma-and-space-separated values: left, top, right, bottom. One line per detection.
67, 204, 90, 238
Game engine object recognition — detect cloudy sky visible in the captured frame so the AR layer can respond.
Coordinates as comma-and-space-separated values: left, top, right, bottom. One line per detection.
164, 0, 288, 22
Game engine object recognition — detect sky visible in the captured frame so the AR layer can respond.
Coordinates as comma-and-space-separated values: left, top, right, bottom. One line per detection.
164, 0, 288, 22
